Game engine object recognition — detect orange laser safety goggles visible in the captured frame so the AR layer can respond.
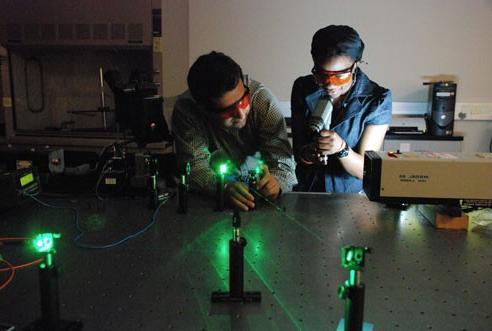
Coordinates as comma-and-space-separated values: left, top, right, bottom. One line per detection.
312, 63, 356, 86
211, 86, 251, 120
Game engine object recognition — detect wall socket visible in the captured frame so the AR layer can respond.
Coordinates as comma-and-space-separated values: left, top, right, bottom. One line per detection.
455, 103, 492, 120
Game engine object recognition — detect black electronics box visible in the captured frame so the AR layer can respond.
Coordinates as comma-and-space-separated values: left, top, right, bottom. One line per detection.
0, 167, 41, 211
426, 81, 457, 136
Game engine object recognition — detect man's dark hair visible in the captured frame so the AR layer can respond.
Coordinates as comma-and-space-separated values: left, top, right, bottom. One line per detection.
187, 51, 243, 105
311, 25, 365, 65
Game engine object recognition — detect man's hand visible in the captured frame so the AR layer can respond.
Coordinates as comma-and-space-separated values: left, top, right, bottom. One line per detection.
317, 130, 344, 156
256, 165, 281, 200
225, 181, 255, 211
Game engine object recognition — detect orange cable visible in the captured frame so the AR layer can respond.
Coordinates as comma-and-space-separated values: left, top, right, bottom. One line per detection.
0, 237, 42, 272
0, 258, 43, 272
0, 259, 15, 290
0, 237, 29, 242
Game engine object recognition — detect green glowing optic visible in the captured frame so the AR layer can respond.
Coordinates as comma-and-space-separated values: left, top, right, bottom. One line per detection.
255, 160, 264, 176
341, 246, 367, 270
219, 163, 228, 175
349, 270, 357, 286
346, 250, 353, 262
32, 233, 61, 253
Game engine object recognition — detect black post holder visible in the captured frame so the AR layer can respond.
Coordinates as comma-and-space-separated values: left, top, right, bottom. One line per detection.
336, 246, 374, 331
211, 210, 261, 303
24, 262, 83, 331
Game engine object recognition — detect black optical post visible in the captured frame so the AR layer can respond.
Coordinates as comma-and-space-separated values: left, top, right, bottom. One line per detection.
211, 210, 261, 303
25, 234, 83, 331
337, 246, 373, 331
247, 170, 259, 210
148, 156, 166, 209
177, 162, 190, 213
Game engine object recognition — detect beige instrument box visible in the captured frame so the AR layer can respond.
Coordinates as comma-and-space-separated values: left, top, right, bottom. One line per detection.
363, 151, 492, 205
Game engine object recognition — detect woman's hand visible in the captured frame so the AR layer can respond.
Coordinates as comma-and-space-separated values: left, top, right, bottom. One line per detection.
317, 130, 345, 156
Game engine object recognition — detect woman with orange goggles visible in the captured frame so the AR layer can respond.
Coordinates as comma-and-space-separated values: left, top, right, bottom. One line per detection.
291, 25, 392, 193
311, 62, 356, 87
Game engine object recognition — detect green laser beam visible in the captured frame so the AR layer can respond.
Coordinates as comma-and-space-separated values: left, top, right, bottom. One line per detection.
185, 274, 213, 330
249, 187, 323, 242
244, 255, 304, 330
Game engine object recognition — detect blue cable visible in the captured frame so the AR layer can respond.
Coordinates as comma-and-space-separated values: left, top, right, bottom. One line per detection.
73, 199, 168, 249
27, 192, 82, 233
25, 192, 168, 249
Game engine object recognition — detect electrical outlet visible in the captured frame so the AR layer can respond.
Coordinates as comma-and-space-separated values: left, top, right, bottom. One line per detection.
455, 103, 492, 120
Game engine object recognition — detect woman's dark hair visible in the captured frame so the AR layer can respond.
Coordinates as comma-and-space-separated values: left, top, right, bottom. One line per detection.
187, 51, 243, 105
310, 25, 365, 65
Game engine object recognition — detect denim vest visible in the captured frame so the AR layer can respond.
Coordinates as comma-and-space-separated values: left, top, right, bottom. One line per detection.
291, 69, 392, 193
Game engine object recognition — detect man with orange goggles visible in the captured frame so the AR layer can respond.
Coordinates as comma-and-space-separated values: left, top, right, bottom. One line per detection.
291, 25, 392, 193
173, 52, 297, 211
210, 86, 251, 121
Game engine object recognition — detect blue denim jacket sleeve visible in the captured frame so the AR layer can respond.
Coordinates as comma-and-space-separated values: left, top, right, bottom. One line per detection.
365, 89, 392, 126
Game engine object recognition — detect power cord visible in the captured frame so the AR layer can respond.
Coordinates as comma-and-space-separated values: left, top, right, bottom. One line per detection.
24, 192, 171, 250
73, 196, 170, 249
0, 237, 45, 292
0, 259, 15, 291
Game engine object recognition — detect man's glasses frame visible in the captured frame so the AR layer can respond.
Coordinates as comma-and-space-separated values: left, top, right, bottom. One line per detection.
211, 86, 251, 119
